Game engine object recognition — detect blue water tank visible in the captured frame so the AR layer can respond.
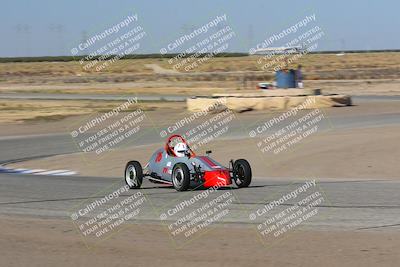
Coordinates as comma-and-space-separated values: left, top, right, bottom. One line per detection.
276, 70, 296, 88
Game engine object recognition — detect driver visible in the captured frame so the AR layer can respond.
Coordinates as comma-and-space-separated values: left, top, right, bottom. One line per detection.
174, 142, 188, 157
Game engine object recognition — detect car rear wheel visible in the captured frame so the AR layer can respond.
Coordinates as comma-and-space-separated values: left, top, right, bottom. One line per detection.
172, 163, 190, 191
233, 159, 252, 188
125, 161, 143, 189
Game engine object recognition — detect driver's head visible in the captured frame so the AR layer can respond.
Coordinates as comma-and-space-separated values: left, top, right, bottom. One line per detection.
174, 142, 188, 157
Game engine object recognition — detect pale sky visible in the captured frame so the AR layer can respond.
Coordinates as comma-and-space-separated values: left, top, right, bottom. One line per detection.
1, 0, 398, 57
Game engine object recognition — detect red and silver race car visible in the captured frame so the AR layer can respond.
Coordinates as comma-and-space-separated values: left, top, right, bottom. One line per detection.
124, 134, 252, 191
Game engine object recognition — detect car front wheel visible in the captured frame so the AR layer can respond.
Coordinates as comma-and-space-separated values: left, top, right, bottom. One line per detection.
172, 163, 190, 191
233, 159, 252, 188
125, 161, 143, 189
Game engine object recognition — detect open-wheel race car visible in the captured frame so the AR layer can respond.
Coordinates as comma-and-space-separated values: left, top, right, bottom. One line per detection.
124, 135, 252, 191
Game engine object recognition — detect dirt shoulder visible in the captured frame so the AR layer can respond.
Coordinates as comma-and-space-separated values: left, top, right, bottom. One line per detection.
0, 99, 186, 124
2, 79, 400, 96
1, 216, 399, 267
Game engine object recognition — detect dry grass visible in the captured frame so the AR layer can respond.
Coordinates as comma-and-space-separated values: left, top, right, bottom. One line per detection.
0, 83, 232, 95
1, 52, 399, 96
1, 53, 399, 78
0, 99, 185, 123
0, 59, 156, 77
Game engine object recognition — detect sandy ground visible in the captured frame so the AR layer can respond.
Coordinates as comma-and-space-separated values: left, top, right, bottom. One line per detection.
0, 99, 398, 137
309, 79, 400, 96
1, 216, 399, 267
0, 99, 186, 123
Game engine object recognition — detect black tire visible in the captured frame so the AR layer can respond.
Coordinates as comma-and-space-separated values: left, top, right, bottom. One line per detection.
124, 161, 143, 189
172, 163, 191, 191
233, 159, 252, 188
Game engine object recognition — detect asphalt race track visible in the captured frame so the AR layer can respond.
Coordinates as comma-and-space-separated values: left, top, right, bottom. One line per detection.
0, 96, 399, 231
0, 173, 399, 231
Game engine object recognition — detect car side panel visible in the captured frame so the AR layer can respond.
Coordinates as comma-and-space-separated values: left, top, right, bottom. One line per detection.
148, 149, 228, 182
148, 149, 186, 181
